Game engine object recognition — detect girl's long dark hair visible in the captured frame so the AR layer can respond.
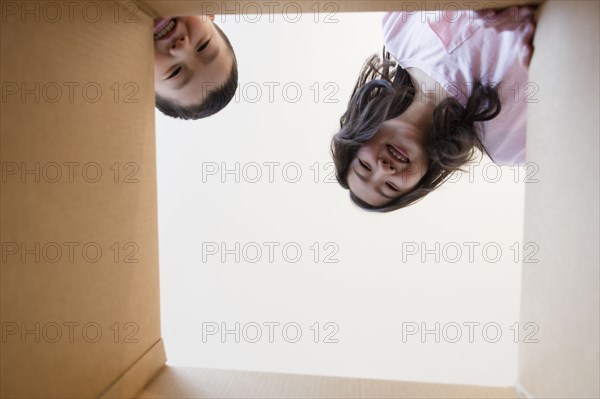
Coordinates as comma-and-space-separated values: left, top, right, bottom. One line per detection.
330, 49, 502, 212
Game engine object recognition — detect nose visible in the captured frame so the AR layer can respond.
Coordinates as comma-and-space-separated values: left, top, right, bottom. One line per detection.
170, 35, 187, 52
370, 158, 395, 183
378, 158, 395, 173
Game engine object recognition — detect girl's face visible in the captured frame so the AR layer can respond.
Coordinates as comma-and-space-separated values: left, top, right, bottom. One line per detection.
346, 117, 430, 207
153, 15, 234, 107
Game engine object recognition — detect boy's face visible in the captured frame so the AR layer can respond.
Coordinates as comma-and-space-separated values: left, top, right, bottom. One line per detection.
153, 15, 234, 107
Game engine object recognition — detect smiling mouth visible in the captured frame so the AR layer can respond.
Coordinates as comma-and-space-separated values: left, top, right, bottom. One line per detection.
387, 144, 410, 163
154, 18, 177, 40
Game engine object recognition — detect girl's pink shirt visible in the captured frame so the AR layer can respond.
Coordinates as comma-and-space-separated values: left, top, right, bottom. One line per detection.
382, 7, 536, 165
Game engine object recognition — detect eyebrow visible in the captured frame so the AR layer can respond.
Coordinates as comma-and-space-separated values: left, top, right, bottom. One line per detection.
352, 164, 395, 200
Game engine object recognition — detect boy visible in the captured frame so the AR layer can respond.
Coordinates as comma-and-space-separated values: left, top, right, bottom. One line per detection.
154, 15, 238, 119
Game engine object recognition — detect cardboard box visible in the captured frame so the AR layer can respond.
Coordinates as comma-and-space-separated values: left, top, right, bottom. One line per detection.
1, 1, 598, 398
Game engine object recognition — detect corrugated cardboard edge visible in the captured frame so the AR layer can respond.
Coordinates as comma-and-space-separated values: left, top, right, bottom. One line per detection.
99, 339, 167, 399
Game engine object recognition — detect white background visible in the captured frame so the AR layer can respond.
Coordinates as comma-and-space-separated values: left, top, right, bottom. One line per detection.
155, 11, 527, 387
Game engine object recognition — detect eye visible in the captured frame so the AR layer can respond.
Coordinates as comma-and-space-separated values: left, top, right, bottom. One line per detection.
196, 39, 211, 53
386, 182, 400, 192
358, 159, 371, 171
167, 66, 181, 79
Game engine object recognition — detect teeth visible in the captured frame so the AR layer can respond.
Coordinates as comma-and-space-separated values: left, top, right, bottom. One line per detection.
389, 146, 409, 163
154, 19, 175, 40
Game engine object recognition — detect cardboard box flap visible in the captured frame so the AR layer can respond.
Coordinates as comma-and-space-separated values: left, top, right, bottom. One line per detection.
138, 367, 519, 398
518, 1, 600, 398
0, 1, 164, 398
136, 0, 544, 18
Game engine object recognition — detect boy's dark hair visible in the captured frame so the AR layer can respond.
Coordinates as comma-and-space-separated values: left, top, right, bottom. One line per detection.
331, 49, 502, 212
155, 23, 238, 120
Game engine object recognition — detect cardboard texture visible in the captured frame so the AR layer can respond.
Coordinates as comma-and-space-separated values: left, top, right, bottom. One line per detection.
137, 367, 519, 398
135, 0, 542, 17
518, 1, 600, 398
1, 1, 163, 398
1, 0, 598, 398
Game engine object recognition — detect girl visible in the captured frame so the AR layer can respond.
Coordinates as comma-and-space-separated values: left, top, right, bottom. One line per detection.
331, 6, 537, 211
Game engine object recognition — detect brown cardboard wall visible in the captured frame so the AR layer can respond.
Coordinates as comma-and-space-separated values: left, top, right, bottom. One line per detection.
138, 367, 519, 399
519, 1, 600, 398
9, 0, 599, 398
136, 0, 542, 17
1, 1, 164, 398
